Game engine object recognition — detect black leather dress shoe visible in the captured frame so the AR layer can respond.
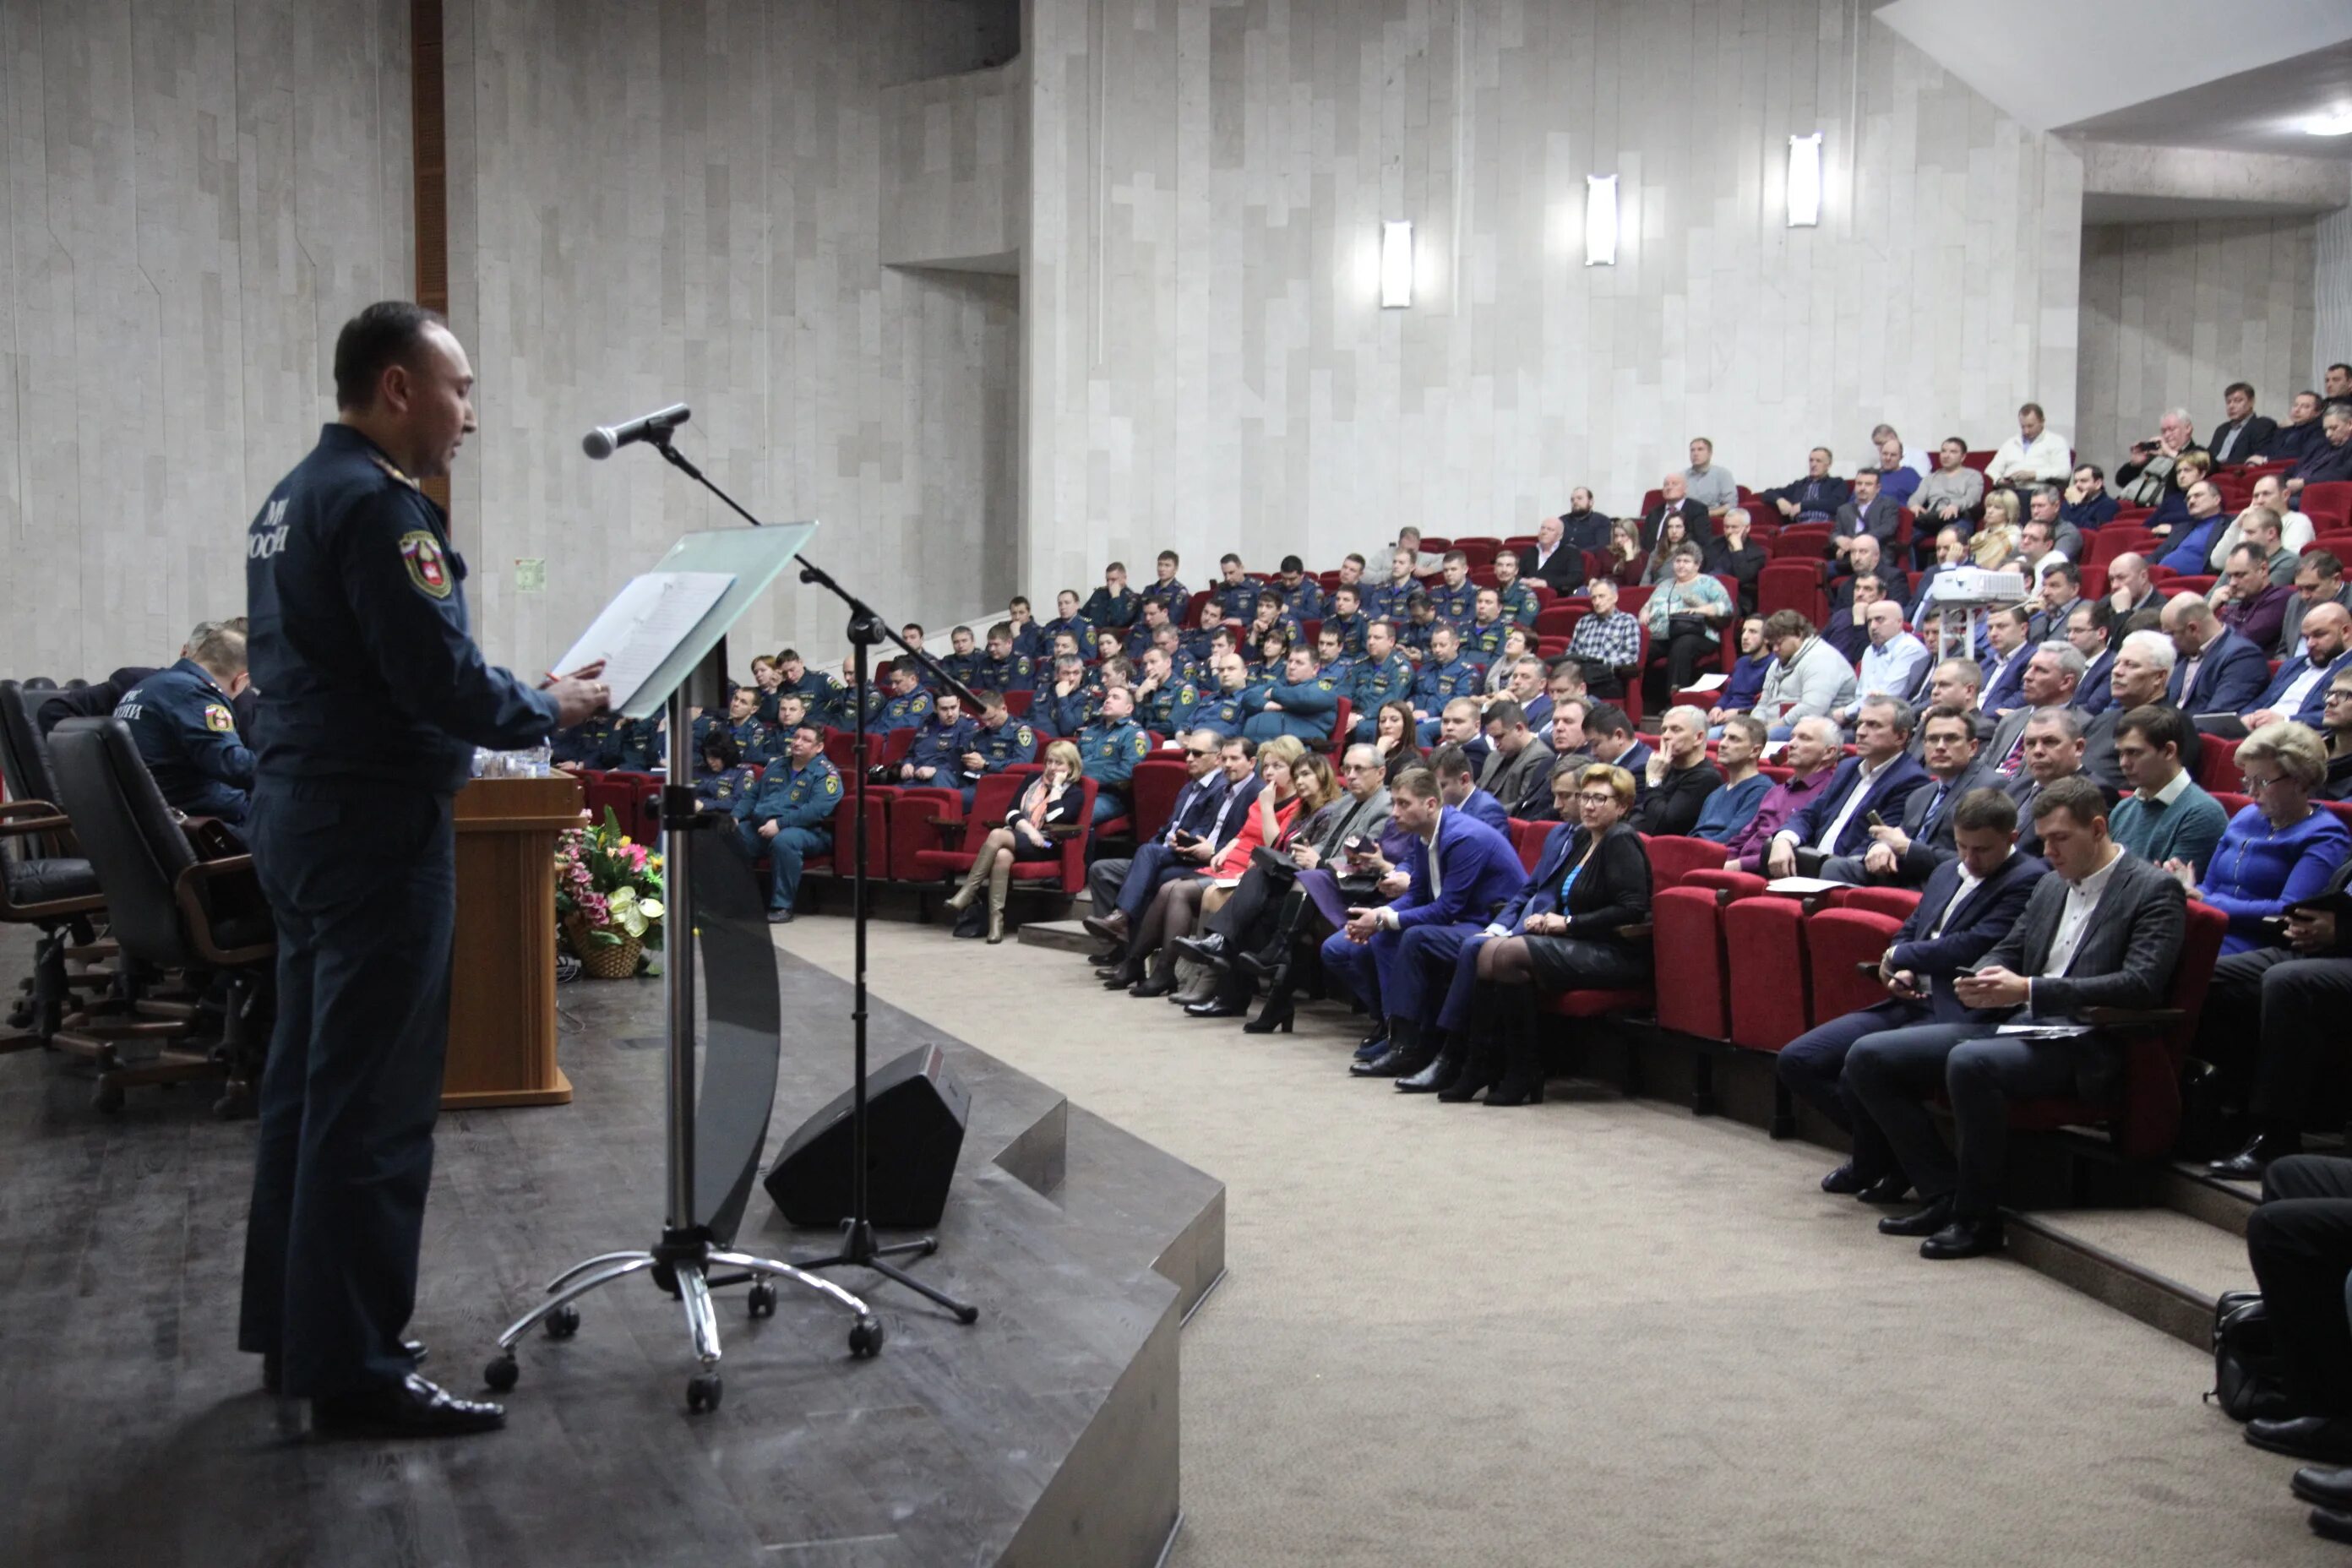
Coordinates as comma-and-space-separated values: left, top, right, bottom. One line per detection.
1128, 975, 1176, 999
1877, 1197, 1953, 1238
1081, 912, 1129, 945
2311, 1506, 2352, 1545
1174, 934, 1230, 970
1819, 1165, 1866, 1195
1238, 948, 1280, 980
311, 1373, 504, 1440
265, 1339, 425, 1396
2209, 1130, 2301, 1182
1919, 1215, 2005, 1260
1353, 1032, 1389, 1062
1101, 966, 1141, 990
2293, 1465, 2352, 1511
2250, 1416, 2352, 1464
1087, 948, 1124, 967
1184, 997, 1249, 1019
1854, 1175, 1914, 1206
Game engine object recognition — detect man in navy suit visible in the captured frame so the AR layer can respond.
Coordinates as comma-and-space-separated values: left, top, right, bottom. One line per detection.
1325, 766, 1526, 1079
2206, 381, 2278, 467
1778, 789, 2044, 1199
2239, 603, 2352, 730
1976, 607, 2035, 717
2161, 593, 2270, 716
1821, 704, 1994, 887
2066, 603, 2117, 716
1081, 731, 1245, 950
1432, 743, 1511, 831
1764, 696, 1931, 877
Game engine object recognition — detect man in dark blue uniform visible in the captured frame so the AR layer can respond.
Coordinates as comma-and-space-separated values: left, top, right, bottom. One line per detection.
1276, 555, 1324, 621
939, 625, 983, 688
1139, 551, 1190, 619
1043, 589, 1094, 651
974, 622, 1032, 694
1321, 585, 1369, 658
734, 721, 844, 921
899, 691, 977, 785
1081, 566, 1137, 632
1037, 655, 1093, 738
775, 649, 847, 727
961, 692, 1036, 805
875, 667, 934, 732
1004, 596, 1047, 661
1212, 555, 1261, 623
1078, 685, 1151, 825
112, 622, 257, 823
239, 302, 607, 1439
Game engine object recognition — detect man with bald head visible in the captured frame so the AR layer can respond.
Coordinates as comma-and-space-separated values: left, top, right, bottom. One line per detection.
2108, 552, 2162, 620
2243, 602, 2352, 730
1641, 470, 1711, 550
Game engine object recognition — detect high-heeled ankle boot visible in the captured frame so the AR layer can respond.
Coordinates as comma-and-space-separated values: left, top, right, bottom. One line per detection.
945, 853, 990, 912
985, 861, 1010, 943
1243, 966, 1298, 1033
1484, 989, 1548, 1107
1437, 989, 1501, 1102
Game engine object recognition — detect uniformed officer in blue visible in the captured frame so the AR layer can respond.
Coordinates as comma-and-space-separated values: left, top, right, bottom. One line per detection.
112, 623, 258, 823
1044, 588, 1095, 649
1211, 555, 1261, 623
961, 692, 1036, 805
1080, 566, 1136, 631
874, 665, 933, 732
733, 720, 844, 922
1275, 555, 1325, 620
1243, 646, 1343, 743
1348, 618, 1417, 740
1492, 549, 1541, 627
1190, 655, 1253, 739
1078, 683, 1151, 825
1004, 596, 1048, 661
1132, 647, 1201, 735
898, 689, 977, 785
1123, 598, 1177, 662
1428, 552, 1478, 623
974, 622, 1032, 693
774, 649, 847, 727
238, 302, 607, 1440
1138, 550, 1190, 618
1461, 589, 1511, 668
694, 732, 760, 809
939, 625, 983, 688
1036, 655, 1093, 737
1321, 584, 1369, 657
1412, 623, 1484, 742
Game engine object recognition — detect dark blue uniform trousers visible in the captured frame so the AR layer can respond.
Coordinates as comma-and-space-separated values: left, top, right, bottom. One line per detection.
736, 822, 830, 912
238, 780, 455, 1399
1774, 1001, 1927, 1182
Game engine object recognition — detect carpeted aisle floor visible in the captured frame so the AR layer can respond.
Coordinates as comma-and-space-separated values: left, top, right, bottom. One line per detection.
776, 914, 2332, 1567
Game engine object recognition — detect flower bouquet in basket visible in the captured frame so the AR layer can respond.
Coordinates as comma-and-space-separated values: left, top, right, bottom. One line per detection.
555, 807, 666, 979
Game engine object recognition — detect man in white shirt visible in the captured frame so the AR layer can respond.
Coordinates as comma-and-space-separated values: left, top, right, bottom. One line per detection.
1838, 601, 1930, 727
1843, 776, 2186, 1259
2206, 474, 2315, 573
1984, 401, 2072, 490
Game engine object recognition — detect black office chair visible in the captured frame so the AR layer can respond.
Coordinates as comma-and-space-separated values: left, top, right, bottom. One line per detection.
44, 717, 273, 1115
0, 680, 106, 1051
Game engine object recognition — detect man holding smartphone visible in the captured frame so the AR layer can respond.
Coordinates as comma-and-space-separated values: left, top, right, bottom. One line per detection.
1082, 733, 1257, 956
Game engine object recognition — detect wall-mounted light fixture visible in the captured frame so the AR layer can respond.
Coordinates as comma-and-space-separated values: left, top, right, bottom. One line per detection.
1380, 220, 1413, 308
1787, 133, 1822, 227
1584, 175, 1619, 266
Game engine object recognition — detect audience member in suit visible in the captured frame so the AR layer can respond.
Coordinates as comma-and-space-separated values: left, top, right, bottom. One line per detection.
1830, 470, 1903, 564
2106, 552, 2164, 623
2174, 721, 2351, 957
1582, 705, 1652, 806
1975, 607, 2036, 717
2116, 410, 2197, 493
2206, 382, 2278, 466
2281, 551, 2352, 659
2245, 604, 2352, 730
1474, 699, 1554, 819
2093, 627, 2202, 780
1703, 507, 1769, 617
1979, 644, 2089, 781
1828, 533, 1909, 611
1779, 789, 2045, 1199
2147, 465, 2219, 557
2285, 403, 2352, 495
1426, 763, 1654, 1106
1555, 490, 1615, 555
1845, 778, 2187, 1258
2066, 602, 2117, 715
1762, 447, 1853, 524
2162, 592, 2271, 716
1907, 659, 1984, 759
1430, 740, 1511, 831
2107, 704, 2229, 879
2059, 463, 2119, 533
2202, 843, 2352, 1184
2212, 542, 2296, 655
2249, 389, 2325, 464
1081, 731, 1249, 950
2004, 706, 2101, 857
1633, 705, 1723, 836
1639, 471, 1712, 550
1764, 697, 1931, 876
1324, 765, 1528, 1079
1721, 716, 1843, 872
1821, 574, 1890, 665
1819, 704, 1992, 886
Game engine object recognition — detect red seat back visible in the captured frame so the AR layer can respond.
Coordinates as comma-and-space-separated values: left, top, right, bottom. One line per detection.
1652, 885, 1731, 1041
2195, 734, 2243, 795
1642, 833, 1727, 890
1724, 896, 1810, 1050
1128, 757, 1194, 845
1804, 906, 1904, 1023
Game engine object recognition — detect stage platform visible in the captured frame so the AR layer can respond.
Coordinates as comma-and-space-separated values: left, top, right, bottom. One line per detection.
0, 927, 1223, 1568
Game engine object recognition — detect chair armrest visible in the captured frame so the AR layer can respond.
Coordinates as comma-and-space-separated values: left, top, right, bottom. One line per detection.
1616, 923, 1653, 940
2075, 1006, 2185, 1032
0, 800, 71, 836
1045, 824, 1086, 841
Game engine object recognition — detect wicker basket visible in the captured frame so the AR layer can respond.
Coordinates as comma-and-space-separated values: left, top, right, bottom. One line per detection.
564, 914, 644, 980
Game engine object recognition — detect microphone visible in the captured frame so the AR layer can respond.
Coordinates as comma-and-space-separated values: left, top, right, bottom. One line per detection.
582, 403, 690, 460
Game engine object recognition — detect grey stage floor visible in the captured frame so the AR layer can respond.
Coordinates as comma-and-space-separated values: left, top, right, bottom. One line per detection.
0, 927, 1217, 1568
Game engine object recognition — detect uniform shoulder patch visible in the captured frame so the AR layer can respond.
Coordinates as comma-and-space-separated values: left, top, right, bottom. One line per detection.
1015, 726, 1034, 747
368, 453, 422, 492
399, 530, 454, 599
824, 772, 841, 795
1316, 678, 1336, 691
203, 702, 236, 732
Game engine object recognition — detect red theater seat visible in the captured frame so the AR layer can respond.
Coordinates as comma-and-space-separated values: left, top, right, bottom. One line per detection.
1652, 885, 1733, 1044
1804, 904, 1906, 1023
1642, 834, 1729, 890
1724, 895, 1810, 1052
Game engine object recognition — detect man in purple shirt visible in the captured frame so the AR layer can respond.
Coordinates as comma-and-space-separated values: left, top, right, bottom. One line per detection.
2215, 542, 2296, 655
1721, 716, 1843, 873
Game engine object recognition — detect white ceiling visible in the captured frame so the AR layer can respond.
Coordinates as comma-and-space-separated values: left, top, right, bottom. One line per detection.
1876, 0, 2352, 149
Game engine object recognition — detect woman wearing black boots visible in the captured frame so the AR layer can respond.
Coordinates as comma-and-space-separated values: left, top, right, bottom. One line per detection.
1413, 761, 1652, 1104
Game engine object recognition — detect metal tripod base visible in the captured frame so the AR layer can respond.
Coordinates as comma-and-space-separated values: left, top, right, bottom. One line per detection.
795, 1220, 981, 1325
483, 1233, 883, 1413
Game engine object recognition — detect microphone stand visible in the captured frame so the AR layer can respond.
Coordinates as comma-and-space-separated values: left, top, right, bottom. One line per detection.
644, 432, 980, 1327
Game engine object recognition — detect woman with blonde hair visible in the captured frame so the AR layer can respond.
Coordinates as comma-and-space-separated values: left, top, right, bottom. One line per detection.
1968, 489, 2021, 569
2164, 720, 2350, 957
944, 739, 1085, 943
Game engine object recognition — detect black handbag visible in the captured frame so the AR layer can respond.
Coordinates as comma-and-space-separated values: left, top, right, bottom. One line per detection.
2207, 1290, 2290, 1422
1250, 845, 1299, 880
1666, 614, 1710, 640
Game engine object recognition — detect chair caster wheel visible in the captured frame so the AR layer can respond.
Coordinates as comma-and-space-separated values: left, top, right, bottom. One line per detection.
848, 1315, 885, 1358
484, 1354, 520, 1393
93, 1080, 125, 1114
687, 1372, 722, 1413
747, 1281, 776, 1319
544, 1305, 580, 1340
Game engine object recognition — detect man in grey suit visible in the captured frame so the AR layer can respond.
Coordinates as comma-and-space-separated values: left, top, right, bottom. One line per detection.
1475, 699, 1554, 819
1820, 703, 1992, 886
1843, 777, 2187, 1259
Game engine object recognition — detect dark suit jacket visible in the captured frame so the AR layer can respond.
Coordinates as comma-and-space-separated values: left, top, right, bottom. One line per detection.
1972, 852, 2187, 1095
1979, 646, 2032, 715
1886, 850, 2048, 1018
1639, 498, 1711, 551
1499, 820, 1651, 941
2073, 649, 2116, 716
1527, 537, 1587, 595
2207, 413, 2278, 466
1762, 473, 1853, 520
1830, 563, 1909, 612
1782, 753, 1931, 857
2169, 626, 2270, 714
1832, 495, 1902, 547
1163, 772, 1231, 845
1888, 759, 2000, 883
1390, 808, 1528, 931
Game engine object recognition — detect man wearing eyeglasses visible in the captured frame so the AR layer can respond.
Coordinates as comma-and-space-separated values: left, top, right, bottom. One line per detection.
2321, 672, 2352, 800
1080, 731, 1249, 955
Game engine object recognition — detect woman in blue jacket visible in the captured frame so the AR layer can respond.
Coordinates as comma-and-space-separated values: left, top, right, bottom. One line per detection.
2166, 721, 2351, 955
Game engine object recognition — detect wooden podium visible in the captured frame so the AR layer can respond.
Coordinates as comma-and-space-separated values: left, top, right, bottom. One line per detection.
444, 775, 583, 1109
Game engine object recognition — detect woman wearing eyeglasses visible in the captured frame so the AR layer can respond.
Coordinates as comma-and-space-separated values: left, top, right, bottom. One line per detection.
2164, 720, 2350, 956
1408, 762, 1652, 1105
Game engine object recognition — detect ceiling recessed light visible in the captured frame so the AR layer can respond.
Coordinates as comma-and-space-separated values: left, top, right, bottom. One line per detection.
2304, 108, 2352, 137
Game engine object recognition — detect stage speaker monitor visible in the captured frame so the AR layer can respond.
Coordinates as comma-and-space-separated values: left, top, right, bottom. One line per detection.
763, 1044, 970, 1228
